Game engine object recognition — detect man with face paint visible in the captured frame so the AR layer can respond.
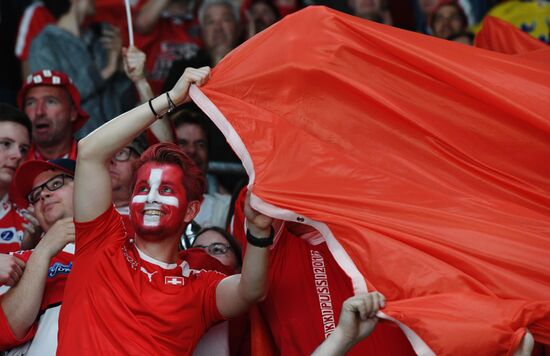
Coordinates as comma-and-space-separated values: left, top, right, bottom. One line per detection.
57, 67, 273, 355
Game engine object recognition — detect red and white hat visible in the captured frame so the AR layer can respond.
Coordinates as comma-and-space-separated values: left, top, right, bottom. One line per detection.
17, 69, 89, 133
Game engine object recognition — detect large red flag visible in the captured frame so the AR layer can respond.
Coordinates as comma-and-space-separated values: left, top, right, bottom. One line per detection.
190, 6, 550, 355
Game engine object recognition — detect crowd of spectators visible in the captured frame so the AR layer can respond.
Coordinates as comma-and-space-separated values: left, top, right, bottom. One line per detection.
0, 0, 547, 354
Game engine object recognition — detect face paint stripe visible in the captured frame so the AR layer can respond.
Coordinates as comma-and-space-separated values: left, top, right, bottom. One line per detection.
131, 168, 180, 207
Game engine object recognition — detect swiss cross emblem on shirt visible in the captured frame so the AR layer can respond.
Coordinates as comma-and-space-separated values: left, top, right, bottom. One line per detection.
165, 276, 185, 286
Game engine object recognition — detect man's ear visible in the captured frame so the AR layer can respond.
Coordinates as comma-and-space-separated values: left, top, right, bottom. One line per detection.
70, 106, 78, 123
183, 200, 201, 223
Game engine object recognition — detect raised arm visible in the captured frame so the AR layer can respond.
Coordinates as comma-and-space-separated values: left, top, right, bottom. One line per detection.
74, 67, 211, 222
135, 0, 170, 34
122, 46, 174, 143
215, 192, 272, 318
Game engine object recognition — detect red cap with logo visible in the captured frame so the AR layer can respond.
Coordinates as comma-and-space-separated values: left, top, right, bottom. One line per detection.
17, 69, 89, 133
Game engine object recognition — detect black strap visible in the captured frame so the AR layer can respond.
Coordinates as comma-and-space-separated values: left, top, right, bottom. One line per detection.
246, 227, 274, 248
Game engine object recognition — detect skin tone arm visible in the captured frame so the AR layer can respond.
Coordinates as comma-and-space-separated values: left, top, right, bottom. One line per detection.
312, 292, 386, 356
122, 46, 174, 143
99, 25, 123, 80
0, 254, 25, 287
135, 0, 171, 34
0, 218, 74, 338
215, 192, 273, 318
75, 67, 211, 222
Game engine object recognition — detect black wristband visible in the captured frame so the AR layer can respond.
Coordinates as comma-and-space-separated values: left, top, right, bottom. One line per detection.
246, 227, 274, 248
166, 92, 176, 114
148, 98, 162, 119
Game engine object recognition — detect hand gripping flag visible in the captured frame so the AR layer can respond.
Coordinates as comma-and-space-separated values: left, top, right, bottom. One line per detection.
190, 6, 550, 355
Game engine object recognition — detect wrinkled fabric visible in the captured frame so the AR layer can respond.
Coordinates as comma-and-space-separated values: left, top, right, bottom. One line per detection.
191, 6, 550, 355
475, 16, 547, 55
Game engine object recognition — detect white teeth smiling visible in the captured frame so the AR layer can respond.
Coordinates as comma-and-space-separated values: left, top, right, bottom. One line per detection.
143, 209, 163, 216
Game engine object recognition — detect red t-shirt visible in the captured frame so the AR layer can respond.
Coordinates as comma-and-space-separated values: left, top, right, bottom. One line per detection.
26, 140, 79, 161
115, 205, 134, 237
231, 188, 415, 356
0, 245, 73, 352
0, 195, 27, 254
15, 2, 55, 61
57, 206, 226, 355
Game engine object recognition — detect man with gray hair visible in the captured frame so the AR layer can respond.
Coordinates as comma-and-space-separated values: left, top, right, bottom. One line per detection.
164, 0, 241, 91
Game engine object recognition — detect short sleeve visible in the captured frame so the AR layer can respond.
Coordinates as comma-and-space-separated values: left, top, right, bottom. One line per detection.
198, 271, 227, 329
0, 295, 37, 350
74, 205, 126, 257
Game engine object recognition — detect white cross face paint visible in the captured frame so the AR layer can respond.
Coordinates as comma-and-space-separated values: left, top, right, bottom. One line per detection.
130, 164, 188, 236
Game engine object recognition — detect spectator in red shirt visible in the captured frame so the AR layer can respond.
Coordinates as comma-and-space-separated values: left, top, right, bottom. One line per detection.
57, 67, 273, 355
1, 158, 76, 355
17, 70, 88, 161
134, 0, 202, 94
193, 227, 242, 272
0, 104, 39, 255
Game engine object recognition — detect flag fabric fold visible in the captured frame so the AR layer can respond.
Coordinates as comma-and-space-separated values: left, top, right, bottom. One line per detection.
190, 6, 550, 355
475, 16, 547, 54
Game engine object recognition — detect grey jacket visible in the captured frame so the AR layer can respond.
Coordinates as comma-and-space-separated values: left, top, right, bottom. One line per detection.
29, 25, 135, 139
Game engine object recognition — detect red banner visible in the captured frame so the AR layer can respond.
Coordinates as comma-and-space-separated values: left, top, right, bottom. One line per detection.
191, 6, 550, 355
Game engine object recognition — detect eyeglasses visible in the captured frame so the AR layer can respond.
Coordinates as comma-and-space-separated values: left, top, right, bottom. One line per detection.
28, 174, 73, 204
113, 147, 139, 162
194, 242, 232, 256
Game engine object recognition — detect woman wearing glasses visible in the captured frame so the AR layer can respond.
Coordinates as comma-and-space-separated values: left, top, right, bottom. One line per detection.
192, 227, 242, 273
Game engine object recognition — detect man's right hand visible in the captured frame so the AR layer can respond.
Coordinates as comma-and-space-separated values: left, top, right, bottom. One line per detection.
35, 218, 75, 259
0, 254, 25, 286
169, 67, 211, 105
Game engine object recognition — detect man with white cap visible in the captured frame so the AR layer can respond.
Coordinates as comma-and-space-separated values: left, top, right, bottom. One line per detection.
17, 69, 89, 161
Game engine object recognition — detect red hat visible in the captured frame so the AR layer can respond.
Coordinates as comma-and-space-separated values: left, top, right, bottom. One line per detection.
17, 70, 89, 133
12, 158, 76, 208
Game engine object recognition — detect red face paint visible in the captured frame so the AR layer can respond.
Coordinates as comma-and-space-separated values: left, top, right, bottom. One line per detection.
130, 162, 189, 239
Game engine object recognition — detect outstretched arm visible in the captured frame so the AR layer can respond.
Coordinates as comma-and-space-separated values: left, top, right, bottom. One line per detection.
312, 292, 386, 356
215, 192, 272, 318
74, 67, 211, 223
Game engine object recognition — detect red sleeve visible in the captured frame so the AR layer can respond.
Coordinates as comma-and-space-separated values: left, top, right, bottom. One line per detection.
15, 4, 55, 60
0, 295, 37, 350
198, 271, 227, 328
74, 205, 126, 257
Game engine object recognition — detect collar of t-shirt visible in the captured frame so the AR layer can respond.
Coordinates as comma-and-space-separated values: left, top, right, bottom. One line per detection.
134, 241, 190, 277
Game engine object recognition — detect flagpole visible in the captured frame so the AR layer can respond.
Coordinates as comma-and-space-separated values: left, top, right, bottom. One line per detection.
124, 0, 134, 47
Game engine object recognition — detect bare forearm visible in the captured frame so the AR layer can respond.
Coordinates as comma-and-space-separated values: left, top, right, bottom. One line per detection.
100, 62, 117, 80
135, 0, 170, 34
78, 91, 174, 163
238, 243, 270, 302
134, 79, 174, 143
0, 252, 50, 339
